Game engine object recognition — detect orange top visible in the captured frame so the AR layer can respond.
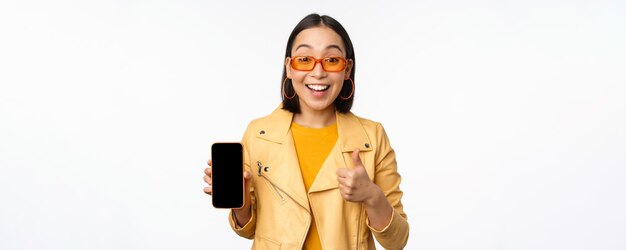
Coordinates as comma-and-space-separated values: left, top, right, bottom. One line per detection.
291, 121, 338, 250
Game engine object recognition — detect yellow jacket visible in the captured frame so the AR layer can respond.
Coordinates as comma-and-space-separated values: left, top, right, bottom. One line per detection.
229, 106, 409, 249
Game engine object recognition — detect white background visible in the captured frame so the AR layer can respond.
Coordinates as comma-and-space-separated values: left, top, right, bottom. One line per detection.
1, 0, 625, 249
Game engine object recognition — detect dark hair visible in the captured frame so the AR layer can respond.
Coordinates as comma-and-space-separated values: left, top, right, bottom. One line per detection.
281, 13, 355, 114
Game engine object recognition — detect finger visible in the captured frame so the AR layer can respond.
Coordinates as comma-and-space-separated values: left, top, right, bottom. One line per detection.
203, 174, 211, 185
243, 170, 252, 192
338, 175, 354, 186
340, 189, 352, 200
338, 183, 353, 194
344, 179, 354, 189
203, 186, 212, 195
338, 185, 346, 195
337, 177, 347, 186
352, 148, 364, 168
336, 168, 349, 178
204, 167, 211, 176
342, 194, 351, 201
243, 170, 252, 187
207, 159, 212, 166
343, 188, 353, 196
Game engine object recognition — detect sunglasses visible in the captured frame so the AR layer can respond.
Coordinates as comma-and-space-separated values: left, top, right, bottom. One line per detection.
290, 56, 348, 72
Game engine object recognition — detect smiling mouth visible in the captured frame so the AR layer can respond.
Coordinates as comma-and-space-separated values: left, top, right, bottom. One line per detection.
306, 84, 330, 91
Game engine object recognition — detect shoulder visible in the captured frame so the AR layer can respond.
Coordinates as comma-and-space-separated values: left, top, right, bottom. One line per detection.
345, 112, 385, 131
242, 106, 293, 142
247, 114, 270, 129
352, 113, 380, 126
246, 107, 291, 128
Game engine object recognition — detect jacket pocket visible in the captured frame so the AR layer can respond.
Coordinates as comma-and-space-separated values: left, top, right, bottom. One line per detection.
253, 235, 281, 249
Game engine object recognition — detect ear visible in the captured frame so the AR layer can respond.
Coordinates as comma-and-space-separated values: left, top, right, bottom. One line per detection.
285, 57, 292, 78
344, 59, 354, 80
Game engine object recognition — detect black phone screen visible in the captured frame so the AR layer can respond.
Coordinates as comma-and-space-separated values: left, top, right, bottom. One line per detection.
211, 142, 244, 208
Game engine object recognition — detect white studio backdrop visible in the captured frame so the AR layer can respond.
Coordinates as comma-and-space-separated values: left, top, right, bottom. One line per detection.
1, 0, 625, 249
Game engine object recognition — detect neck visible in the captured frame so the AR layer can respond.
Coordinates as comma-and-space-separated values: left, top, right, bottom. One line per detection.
293, 106, 336, 128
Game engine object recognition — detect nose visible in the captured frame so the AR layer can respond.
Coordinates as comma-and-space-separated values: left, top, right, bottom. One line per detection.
309, 60, 327, 78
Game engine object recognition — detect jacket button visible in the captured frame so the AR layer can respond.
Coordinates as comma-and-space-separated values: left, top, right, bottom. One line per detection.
259, 130, 265, 135
364, 143, 370, 148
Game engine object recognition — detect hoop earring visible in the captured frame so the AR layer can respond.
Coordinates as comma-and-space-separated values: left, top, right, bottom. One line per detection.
282, 78, 296, 100
339, 78, 355, 100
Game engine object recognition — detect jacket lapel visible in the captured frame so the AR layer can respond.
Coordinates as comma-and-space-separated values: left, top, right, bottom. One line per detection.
254, 107, 309, 211
308, 111, 373, 193
253, 107, 375, 206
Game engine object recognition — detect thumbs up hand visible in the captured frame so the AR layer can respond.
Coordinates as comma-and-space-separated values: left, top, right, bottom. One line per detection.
336, 149, 379, 205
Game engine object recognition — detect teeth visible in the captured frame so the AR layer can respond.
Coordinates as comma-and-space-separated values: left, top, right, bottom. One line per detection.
306, 84, 329, 91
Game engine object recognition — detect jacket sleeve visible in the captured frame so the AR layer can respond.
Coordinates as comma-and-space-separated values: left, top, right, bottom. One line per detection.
228, 197, 256, 239
367, 123, 409, 250
227, 123, 257, 239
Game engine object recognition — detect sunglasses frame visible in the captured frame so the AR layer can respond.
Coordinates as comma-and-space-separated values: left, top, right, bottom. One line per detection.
290, 56, 348, 72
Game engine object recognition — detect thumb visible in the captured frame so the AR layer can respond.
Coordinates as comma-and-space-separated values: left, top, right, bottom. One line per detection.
352, 148, 364, 169
243, 170, 252, 187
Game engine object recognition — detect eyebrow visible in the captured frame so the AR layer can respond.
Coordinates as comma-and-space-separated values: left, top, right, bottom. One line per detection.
294, 44, 344, 53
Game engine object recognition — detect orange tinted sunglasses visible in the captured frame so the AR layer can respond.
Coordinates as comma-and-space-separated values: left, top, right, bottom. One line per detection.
290, 56, 348, 72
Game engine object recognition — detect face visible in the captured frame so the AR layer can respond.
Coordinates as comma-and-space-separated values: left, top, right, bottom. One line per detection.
285, 26, 353, 114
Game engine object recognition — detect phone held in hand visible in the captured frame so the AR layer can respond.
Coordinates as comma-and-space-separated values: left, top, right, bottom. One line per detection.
211, 142, 245, 209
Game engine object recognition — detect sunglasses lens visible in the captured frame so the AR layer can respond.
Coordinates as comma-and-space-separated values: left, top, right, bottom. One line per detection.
291, 56, 347, 72
291, 56, 315, 70
322, 57, 346, 72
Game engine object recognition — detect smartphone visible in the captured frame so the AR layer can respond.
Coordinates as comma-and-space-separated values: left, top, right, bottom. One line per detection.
211, 142, 245, 209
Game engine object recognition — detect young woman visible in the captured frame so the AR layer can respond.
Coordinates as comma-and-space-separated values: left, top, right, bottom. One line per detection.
204, 13, 409, 249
